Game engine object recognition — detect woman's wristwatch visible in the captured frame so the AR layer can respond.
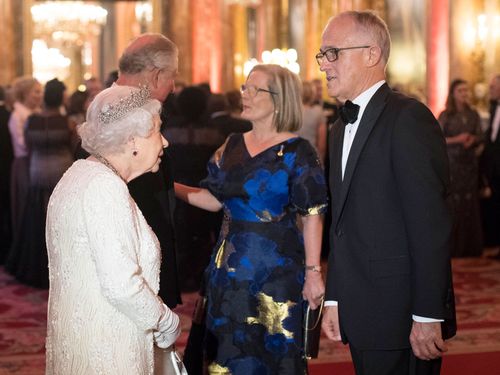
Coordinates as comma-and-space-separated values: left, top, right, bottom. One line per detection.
305, 265, 321, 273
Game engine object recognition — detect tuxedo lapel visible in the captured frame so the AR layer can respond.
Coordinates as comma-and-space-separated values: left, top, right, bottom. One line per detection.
335, 84, 391, 224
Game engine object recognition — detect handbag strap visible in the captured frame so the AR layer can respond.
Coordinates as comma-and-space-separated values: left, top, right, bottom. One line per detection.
303, 297, 324, 331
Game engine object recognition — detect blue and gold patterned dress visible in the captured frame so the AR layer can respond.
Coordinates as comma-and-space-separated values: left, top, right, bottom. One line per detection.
200, 133, 328, 374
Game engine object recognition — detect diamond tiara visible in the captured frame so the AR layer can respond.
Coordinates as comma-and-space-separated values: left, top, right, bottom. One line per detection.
97, 85, 151, 125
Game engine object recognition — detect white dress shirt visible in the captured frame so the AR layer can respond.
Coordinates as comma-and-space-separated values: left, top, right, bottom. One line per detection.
325, 81, 442, 323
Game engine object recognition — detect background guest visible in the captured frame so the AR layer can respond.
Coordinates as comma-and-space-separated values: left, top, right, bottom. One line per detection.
297, 80, 327, 161
206, 93, 252, 140
225, 89, 245, 118
0, 86, 13, 263
7, 76, 43, 241
67, 89, 90, 154
481, 74, 500, 254
312, 77, 338, 126
84, 76, 103, 102
6, 79, 73, 288
165, 86, 224, 292
105, 69, 119, 88
438, 79, 484, 257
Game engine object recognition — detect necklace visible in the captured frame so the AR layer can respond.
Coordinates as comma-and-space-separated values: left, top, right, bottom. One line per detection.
93, 153, 126, 183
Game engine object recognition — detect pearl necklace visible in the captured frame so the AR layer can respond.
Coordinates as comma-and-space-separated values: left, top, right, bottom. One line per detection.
93, 153, 126, 183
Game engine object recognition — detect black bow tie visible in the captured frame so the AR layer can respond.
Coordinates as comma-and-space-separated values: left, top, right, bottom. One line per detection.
339, 100, 360, 125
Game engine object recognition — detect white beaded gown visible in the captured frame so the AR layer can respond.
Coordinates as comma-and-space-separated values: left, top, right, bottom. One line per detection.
45, 159, 165, 375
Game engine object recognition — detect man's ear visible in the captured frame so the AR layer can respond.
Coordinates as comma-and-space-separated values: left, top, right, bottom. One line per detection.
150, 69, 161, 89
366, 46, 382, 67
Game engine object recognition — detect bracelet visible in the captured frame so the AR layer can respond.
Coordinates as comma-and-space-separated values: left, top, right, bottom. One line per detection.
305, 265, 321, 273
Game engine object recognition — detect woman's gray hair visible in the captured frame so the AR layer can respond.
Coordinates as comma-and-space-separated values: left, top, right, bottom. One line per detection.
78, 85, 161, 155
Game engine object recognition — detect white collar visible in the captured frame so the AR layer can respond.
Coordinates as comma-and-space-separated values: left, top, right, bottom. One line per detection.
351, 80, 386, 121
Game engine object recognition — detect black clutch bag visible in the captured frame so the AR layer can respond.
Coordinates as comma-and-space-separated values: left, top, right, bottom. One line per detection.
303, 299, 324, 359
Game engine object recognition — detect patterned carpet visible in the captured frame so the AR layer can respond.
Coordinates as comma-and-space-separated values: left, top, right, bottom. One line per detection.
0, 258, 499, 374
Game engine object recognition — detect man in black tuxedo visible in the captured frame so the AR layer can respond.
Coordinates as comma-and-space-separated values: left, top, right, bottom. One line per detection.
117, 34, 181, 308
319, 11, 456, 374
0, 86, 13, 263
77, 34, 182, 308
481, 75, 500, 249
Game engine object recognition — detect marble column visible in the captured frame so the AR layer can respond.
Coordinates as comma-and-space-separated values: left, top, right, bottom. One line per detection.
191, 0, 223, 92
289, 0, 307, 78
0, 0, 16, 85
427, 0, 449, 116
160, 0, 192, 84
230, 4, 249, 90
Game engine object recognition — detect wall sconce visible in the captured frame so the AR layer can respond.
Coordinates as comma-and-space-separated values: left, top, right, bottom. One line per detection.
462, 13, 500, 108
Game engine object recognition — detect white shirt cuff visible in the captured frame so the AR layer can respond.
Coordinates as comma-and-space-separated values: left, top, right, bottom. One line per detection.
412, 315, 444, 323
323, 302, 443, 323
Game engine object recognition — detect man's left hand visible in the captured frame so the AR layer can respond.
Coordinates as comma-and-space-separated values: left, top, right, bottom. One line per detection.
409, 321, 448, 360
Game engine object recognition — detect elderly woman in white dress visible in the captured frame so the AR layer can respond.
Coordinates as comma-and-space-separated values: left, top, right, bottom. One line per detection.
45, 85, 180, 374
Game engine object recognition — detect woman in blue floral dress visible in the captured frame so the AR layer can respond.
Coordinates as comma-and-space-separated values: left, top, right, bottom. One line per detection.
175, 64, 328, 374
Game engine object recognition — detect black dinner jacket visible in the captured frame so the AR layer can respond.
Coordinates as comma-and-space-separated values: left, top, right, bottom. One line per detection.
128, 150, 181, 308
325, 84, 456, 350
481, 100, 500, 195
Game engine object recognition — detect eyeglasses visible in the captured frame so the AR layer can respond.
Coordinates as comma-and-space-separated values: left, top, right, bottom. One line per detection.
315, 46, 371, 65
240, 84, 277, 98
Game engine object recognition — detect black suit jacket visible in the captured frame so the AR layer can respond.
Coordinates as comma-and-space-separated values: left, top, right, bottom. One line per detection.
128, 150, 181, 308
325, 84, 456, 350
76, 145, 181, 308
481, 101, 500, 193
0, 105, 12, 260
0, 105, 12, 191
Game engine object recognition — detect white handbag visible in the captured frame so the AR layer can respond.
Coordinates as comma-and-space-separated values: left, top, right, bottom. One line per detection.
154, 345, 188, 375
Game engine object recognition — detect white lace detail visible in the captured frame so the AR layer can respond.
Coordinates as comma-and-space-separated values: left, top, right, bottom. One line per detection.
46, 160, 164, 374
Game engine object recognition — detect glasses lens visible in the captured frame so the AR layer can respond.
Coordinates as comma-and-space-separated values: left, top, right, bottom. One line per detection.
325, 49, 338, 62
242, 85, 258, 97
315, 53, 323, 66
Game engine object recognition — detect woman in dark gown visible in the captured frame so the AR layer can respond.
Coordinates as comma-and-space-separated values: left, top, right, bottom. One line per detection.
176, 65, 327, 374
438, 79, 483, 257
7, 79, 73, 288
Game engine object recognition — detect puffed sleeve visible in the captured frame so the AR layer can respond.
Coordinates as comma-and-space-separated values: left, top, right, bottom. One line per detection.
199, 135, 233, 201
290, 139, 328, 216
82, 174, 164, 331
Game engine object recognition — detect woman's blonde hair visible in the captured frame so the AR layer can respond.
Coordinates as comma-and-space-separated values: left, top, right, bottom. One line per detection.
248, 64, 302, 132
12, 76, 40, 103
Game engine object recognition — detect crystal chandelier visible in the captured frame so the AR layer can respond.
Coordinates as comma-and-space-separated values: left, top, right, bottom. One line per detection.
31, 39, 71, 84
31, 1, 108, 41
243, 48, 300, 76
